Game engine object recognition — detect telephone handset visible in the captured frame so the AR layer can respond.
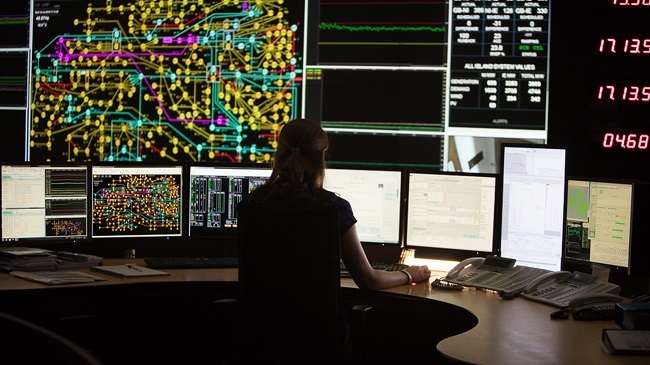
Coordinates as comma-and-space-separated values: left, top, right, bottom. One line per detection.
522, 270, 622, 310
568, 293, 623, 321
523, 271, 572, 294
446, 257, 485, 279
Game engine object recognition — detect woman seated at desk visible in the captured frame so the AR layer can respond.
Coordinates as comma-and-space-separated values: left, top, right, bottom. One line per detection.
250, 118, 431, 290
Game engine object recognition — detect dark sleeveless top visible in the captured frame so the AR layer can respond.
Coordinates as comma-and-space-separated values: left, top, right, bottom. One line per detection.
249, 186, 357, 234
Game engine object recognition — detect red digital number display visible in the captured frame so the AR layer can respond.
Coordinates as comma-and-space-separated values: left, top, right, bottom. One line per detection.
602, 133, 650, 149
612, 0, 650, 5
599, 38, 650, 54
597, 85, 650, 101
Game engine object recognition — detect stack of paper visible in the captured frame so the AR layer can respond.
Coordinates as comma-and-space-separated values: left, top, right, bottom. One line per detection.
90, 264, 170, 278
55, 252, 103, 269
0, 246, 57, 272
10, 271, 107, 285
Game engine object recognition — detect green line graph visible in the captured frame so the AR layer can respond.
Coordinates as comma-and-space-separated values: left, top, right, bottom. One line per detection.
320, 22, 446, 33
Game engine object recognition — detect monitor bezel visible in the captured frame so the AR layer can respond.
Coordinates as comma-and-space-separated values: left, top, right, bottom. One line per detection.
402, 168, 501, 261
628, 181, 650, 276
1, 161, 92, 245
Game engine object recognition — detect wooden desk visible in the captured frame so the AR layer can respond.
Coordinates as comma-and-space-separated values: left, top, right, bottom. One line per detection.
1, 259, 647, 365
368, 279, 648, 365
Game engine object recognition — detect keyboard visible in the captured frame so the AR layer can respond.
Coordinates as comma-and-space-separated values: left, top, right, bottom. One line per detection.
144, 257, 239, 269
340, 259, 409, 277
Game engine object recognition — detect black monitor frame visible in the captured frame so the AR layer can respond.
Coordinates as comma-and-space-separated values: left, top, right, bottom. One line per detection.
1, 161, 91, 245
627, 182, 650, 277
402, 168, 501, 262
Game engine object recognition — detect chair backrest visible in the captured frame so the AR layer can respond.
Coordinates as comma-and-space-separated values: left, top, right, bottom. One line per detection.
236, 202, 341, 363
0, 311, 103, 365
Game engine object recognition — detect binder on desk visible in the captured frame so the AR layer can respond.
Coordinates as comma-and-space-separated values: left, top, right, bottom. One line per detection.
91, 264, 170, 278
602, 329, 650, 355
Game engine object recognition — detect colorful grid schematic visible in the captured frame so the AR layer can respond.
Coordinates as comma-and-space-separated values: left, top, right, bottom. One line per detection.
91, 165, 183, 238
29, 0, 305, 163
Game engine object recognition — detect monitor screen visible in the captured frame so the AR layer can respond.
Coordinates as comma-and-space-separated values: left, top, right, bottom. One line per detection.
187, 164, 271, 239
404, 171, 497, 255
27, 0, 306, 163
1, 164, 89, 243
323, 167, 402, 245
91, 165, 183, 239
565, 179, 633, 269
500, 145, 567, 271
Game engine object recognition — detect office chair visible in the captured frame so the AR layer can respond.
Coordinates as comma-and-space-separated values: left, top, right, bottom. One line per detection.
235, 202, 343, 364
0, 311, 103, 365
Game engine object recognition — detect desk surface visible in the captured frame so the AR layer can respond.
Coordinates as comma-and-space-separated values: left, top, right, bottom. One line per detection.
1, 258, 647, 365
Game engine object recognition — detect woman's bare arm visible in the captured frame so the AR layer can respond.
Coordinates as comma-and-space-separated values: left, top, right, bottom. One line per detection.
340, 225, 430, 290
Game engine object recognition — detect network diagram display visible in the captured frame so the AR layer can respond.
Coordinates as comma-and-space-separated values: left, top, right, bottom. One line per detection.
565, 179, 633, 269
500, 145, 567, 271
1, 164, 89, 242
322, 168, 402, 245
29, 0, 305, 162
5, 1, 554, 170
91, 165, 183, 238
404, 172, 497, 254
187, 164, 271, 238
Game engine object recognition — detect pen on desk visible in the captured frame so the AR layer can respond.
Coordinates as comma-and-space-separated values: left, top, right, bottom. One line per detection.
127, 265, 142, 272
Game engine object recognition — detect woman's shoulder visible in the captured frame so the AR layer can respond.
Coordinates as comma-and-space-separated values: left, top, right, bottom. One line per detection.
319, 188, 352, 208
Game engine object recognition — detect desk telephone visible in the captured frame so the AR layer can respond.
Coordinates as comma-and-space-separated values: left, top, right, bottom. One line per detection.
446, 257, 488, 280
446, 257, 622, 313
521, 270, 622, 310
445, 256, 550, 293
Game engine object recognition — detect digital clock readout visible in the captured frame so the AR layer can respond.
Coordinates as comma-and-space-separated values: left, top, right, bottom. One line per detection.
599, 38, 650, 54
598, 1, 650, 155
612, 0, 650, 5
597, 85, 650, 101
602, 133, 649, 149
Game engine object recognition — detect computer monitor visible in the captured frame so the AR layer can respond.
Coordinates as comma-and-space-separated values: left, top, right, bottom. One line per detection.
323, 167, 403, 245
404, 170, 499, 259
499, 144, 567, 271
564, 178, 633, 270
91, 164, 184, 239
187, 164, 272, 239
1, 163, 89, 243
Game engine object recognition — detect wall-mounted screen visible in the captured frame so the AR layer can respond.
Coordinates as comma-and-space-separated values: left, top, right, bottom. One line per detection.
27, 0, 306, 163
9, 1, 552, 171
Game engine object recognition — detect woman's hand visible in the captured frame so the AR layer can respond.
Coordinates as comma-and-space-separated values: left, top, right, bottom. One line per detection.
405, 265, 431, 284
